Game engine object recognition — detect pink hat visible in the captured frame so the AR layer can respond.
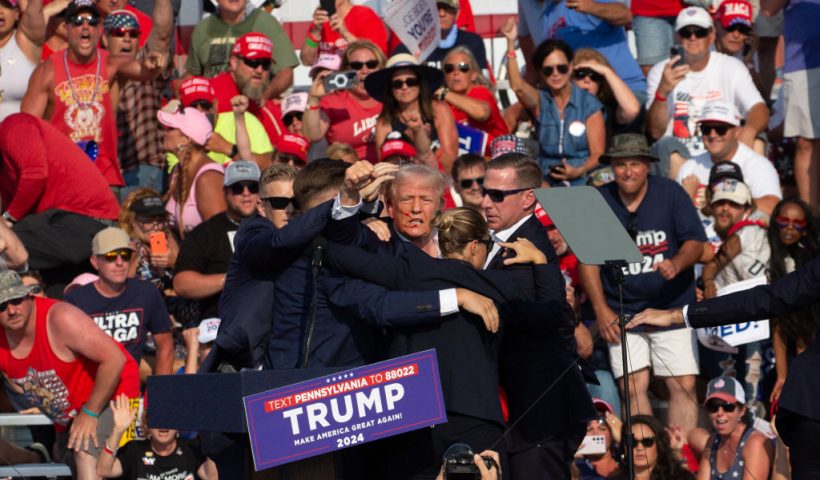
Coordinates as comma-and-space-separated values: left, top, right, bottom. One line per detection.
282, 92, 309, 117
64, 273, 99, 295
157, 107, 213, 146
592, 398, 615, 415
276, 134, 310, 162
717, 0, 753, 29
309, 53, 342, 78
232, 32, 273, 61
180, 76, 216, 107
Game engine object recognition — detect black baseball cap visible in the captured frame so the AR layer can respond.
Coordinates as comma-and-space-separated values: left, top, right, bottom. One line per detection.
709, 161, 744, 186
130, 195, 166, 217
64, 0, 100, 19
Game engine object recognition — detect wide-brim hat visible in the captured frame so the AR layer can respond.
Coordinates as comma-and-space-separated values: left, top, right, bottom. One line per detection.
364, 53, 444, 103
0, 270, 37, 305
599, 133, 657, 164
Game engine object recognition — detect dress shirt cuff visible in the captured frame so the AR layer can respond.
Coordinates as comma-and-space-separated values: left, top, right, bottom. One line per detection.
362, 199, 381, 216
332, 194, 362, 220
439, 288, 459, 316
681, 305, 691, 329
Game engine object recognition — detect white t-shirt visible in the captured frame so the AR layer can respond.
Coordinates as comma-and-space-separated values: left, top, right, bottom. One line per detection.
676, 143, 782, 203
647, 52, 764, 156
715, 223, 770, 289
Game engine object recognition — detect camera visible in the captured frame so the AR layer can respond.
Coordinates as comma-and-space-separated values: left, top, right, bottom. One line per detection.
323, 70, 358, 93
442, 443, 497, 479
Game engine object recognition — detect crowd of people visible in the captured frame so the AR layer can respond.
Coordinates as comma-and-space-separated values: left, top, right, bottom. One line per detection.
0, 0, 818, 479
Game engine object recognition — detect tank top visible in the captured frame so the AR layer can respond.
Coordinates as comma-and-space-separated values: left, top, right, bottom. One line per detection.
0, 34, 36, 121
0, 297, 139, 431
708, 425, 755, 480
49, 49, 123, 187
165, 161, 224, 234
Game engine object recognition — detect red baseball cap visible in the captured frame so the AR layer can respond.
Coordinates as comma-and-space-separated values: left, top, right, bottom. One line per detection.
232, 32, 273, 61
276, 134, 309, 162
179, 76, 216, 107
381, 138, 417, 160
717, 0, 753, 28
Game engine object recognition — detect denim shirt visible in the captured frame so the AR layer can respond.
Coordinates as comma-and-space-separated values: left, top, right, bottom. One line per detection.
537, 84, 602, 185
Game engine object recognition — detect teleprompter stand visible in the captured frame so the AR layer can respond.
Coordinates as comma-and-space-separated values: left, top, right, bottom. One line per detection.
534, 186, 642, 480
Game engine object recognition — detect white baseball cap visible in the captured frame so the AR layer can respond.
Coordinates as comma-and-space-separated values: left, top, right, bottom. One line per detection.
712, 179, 752, 206
675, 6, 714, 31
698, 100, 741, 126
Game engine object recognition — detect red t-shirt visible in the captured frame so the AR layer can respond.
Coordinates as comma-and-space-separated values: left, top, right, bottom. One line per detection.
320, 5, 388, 55
209, 72, 282, 145
631, 0, 685, 17
0, 297, 140, 432
319, 90, 382, 163
0, 113, 119, 221
450, 85, 509, 153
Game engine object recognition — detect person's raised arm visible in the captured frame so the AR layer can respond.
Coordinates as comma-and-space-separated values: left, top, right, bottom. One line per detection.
565, 0, 631, 26
577, 61, 640, 125
761, 0, 788, 16
231, 95, 253, 161
95, 394, 133, 478
16, 0, 45, 61
112, 51, 167, 83
738, 102, 770, 148
303, 72, 332, 141
399, 110, 437, 168
502, 18, 540, 113
432, 102, 459, 173
264, 68, 294, 103
300, 8, 328, 66
646, 59, 689, 140
146, 0, 173, 55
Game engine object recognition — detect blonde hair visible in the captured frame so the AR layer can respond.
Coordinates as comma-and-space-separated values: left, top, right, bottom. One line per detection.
443, 46, 492, 90
343, 40, 387, 70
326, 142, 360, 163
431, 208, 489, 258
118, 188, 164, 238
572, 48, 614, 105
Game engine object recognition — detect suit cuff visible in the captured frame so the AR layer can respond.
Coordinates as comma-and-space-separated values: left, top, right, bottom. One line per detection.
682, 305, 691, 329
332, 194, 361, 220
439, 288, 459, 316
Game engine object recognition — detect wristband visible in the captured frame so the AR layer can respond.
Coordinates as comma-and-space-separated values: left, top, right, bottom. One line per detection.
305, 38, 318, 48
654, 91, 668, 102
307, 105, 320, 111
81, 405, 99, 418
307, 32, 320, 44
229, 144, 239, 158
2, 211, 16, 224
436, 87, 449, 102
103, 443, 116, 456
506, 51, 516, 59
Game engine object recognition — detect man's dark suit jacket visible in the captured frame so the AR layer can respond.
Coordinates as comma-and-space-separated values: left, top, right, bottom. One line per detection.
488, 215, 594, 448
688, 254, 820, 422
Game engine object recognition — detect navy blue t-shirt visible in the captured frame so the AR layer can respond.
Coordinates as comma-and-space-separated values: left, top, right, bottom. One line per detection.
65, 278, 172, 363
598, 176, 707, 323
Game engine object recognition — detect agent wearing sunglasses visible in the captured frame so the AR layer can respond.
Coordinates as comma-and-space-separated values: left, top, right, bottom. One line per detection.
698, 376, 773, 480
646, 6, 768, 157
452, 153, 487, 213
0, 0, 43, 122
502, 18, 605, 186
435, 47, 509, 154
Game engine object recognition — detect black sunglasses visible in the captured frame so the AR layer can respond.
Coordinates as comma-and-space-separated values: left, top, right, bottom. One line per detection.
349, 60, 379, 70
444, 62, 471, 74
633, 437, 656, 448
391, 77, 420, 89
228, 182, 260, 195
725, 24, 753, 35
706, 400, 738, 413
0, 296, 28, 313
479, 237, 495, 250
700, 124, 732, 136
678, 26, 710, 39
262, 196, 299, 210
101, 250, 133, 262
541, 64, 570, 77
480, 186, 529, 203
239, 56, 272, 71
109, 27, 140, 38
573, 68, 602, 82
283, 112, 303, 127
459, 177, 484, 189
68, 14, 101, 26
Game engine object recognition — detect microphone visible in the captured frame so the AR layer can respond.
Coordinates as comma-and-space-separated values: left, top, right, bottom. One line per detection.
312, 237, 326, 269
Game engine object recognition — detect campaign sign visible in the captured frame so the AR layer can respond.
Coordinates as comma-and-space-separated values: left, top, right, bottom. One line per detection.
243, 350, 447, 471
697, 276, 770, 352
384, 0, 440, 61
457, 123, 489, 155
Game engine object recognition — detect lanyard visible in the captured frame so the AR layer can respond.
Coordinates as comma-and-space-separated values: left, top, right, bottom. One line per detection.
63, 50, 101, 108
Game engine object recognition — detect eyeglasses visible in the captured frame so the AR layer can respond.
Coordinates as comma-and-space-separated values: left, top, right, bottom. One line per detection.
228, 182, 260, 195
67, 14, 101, 26
283, 112, 303, 127
541, 64, 570, 77
626, 212, 639, 240
135, 216, 167, 228
101, 250, 134, 262
239, 56, 272, 71
725, 24, 753, 35
633, 437, 656, 448
262, 196, 299, 210
706, 400, 738, 413
444, 62, 471, 74
573, 68, 602, 83
775, 216, 808, 231
0, 296, 27, 313
391, 77, 420, 89
478, 237, 495, 250
480, 187, 529, 203
349, 60, 379, 70
700, 124, 732, 136
678, 26, 710, 39
459, 177, 484, 189
109, 27, 140, 38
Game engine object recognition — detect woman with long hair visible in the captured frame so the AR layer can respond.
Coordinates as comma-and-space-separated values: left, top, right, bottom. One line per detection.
501, 18, 605, 186
628, 415, 695, 480
366, 53, 459, 172
119, 188, 179, 289
0, 0, 44, 120
767, 198, 820, 404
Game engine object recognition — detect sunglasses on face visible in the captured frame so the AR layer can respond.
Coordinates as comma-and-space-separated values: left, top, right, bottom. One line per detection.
444, 62, 471, 74
68, 14, 101, 26
228, 182, 260, 195
478, 237, 495, 250
633, 437, 656, 448
573, 68, 602, 82
678, 26, 710, 39
700, 124, 732, 136
775, 216, 808, 231
101, 250, 133, 262
0, 296, 28, 313
262, 196, 299, 210
135, 216, 167, 228
391, 77, 420, 89
283, 112, 303, 127
725, 24, 753, 35
239, 56, 272, 71
459, 177, 484, 189
109, 27, 140, 38
349, 60, 379, 70
706, 400, 738, 413
541, 64, 570, 77
480, 187, 529, 203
